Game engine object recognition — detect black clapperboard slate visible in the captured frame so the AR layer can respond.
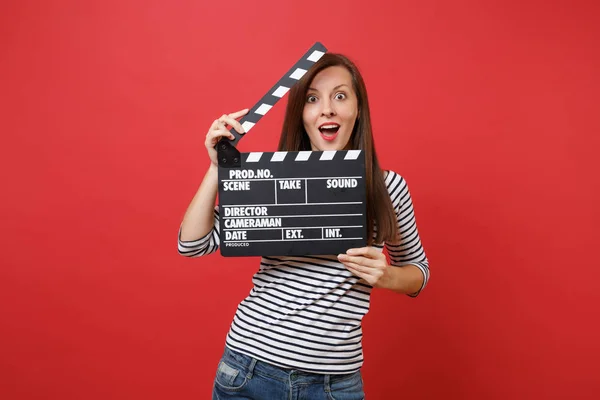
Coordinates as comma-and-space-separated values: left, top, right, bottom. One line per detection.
215, 42, 367, 256
217, 150, 367, 256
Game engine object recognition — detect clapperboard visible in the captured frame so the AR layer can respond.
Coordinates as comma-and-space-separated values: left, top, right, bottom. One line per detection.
217, 43, 367, 256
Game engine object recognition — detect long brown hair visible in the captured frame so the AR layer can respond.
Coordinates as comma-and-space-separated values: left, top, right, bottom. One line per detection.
278, 53, 398, 245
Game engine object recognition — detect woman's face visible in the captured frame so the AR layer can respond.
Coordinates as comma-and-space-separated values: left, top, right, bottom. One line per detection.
302, 66, 359, 151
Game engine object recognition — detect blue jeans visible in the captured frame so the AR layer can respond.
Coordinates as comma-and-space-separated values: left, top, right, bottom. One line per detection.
212, 346, 365, 400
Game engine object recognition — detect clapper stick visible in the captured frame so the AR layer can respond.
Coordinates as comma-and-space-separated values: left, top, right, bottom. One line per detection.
217, 42, 327, 168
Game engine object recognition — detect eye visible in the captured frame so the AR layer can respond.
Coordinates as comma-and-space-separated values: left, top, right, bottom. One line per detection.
334, 92, 346, 100
306, 95, 317, 103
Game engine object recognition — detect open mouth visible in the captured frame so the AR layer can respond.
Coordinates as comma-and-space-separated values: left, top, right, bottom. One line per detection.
318, 123, 340, 141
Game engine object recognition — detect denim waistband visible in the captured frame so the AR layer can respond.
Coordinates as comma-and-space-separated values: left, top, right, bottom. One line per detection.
221, 346, 359, 384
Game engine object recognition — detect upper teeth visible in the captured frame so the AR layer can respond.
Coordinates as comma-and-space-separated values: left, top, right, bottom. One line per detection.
321, 124, 338, 129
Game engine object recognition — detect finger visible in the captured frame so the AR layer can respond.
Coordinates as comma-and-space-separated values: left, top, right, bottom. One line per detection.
346, 247, 371, 256
215, 132, 235, 143
206, 129, 235, 144
218, 114, 246, 135
343, 261, 365, 273
210, 120, 232, 140
346, 247, 384, 260
228, 108, 249, 119
338, 254, 379, 268
343, 262, 371, 280
207, 125, 233, 137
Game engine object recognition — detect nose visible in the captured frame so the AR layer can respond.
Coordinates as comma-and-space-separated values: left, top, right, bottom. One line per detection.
321, 98, 335, 117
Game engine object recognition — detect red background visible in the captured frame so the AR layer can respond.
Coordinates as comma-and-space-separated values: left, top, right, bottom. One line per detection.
1, 0, 599, 399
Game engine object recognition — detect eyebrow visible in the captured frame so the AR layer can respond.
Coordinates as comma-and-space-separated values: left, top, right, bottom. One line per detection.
307, 84, 350, 92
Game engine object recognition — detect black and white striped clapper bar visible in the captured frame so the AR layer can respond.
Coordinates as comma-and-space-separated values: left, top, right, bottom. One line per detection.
217, 43, 367, 256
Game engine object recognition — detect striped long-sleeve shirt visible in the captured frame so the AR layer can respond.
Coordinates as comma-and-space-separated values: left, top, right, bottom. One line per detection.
178, 171, 430, 374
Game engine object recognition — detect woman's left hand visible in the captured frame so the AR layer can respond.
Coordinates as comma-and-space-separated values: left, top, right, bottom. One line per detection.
337, 247, 391, 288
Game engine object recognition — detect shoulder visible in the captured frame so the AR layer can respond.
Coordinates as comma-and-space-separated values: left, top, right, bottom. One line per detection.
382, 170, 411, 207
383, 170, 407, 191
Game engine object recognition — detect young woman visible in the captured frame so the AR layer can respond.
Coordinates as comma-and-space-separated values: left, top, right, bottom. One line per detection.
178, 53, 430, 400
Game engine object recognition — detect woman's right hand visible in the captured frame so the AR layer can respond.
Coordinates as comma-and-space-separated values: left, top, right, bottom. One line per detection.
205, 109, 249, 167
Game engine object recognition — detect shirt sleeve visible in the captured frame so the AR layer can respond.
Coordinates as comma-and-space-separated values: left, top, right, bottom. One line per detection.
384, 172, 430, 297
177, 206, 221, 257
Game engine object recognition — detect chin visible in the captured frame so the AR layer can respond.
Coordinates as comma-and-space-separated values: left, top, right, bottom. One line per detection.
316, 142, 342, 151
